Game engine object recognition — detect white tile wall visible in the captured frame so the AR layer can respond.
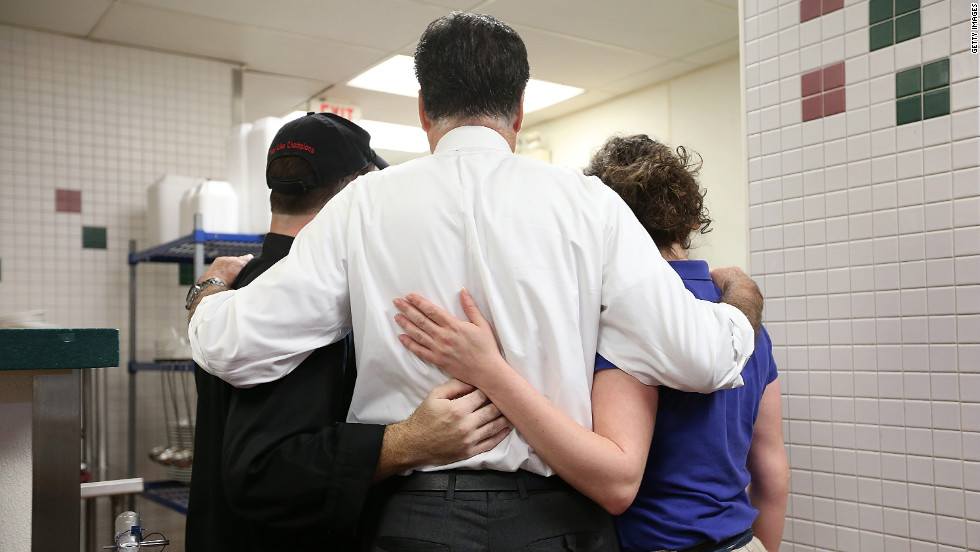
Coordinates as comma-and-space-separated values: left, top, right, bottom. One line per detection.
744, 0, 980, 549
0, 24, 233, 549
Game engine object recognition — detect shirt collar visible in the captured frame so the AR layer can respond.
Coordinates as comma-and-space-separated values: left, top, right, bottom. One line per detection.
667, 259, 712, 281
260, 232, 294, 261
433, 126, 513, 154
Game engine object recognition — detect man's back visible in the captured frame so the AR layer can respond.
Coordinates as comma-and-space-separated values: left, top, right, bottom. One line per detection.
344, 126, 609, 474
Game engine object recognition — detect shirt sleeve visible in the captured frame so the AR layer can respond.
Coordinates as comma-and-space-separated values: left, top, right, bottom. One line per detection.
595, 186, 755, 392
189, 184, 357, 387
759, 325, 778, 385
220, 339, 385, 532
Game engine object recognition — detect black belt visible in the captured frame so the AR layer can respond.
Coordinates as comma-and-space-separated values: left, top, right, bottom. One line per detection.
671, 528, 754, 552
389, 469, 569, 493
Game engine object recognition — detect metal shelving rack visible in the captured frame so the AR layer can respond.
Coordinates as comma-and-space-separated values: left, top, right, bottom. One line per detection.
126, 216, 263, 510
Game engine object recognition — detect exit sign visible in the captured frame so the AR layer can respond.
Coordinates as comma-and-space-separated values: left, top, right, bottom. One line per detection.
310, 101, 362, 121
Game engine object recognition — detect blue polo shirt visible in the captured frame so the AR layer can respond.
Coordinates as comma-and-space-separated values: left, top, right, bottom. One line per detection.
596, 260, 778, 551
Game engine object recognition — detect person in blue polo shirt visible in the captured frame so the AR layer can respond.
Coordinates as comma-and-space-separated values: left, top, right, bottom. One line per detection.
582, 134, 789, 552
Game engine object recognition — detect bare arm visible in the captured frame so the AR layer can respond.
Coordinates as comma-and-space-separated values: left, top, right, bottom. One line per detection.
711, 266, 763, 336
394, 289, 657, 514
374, 378, 511, 481
746, 379, 789, 552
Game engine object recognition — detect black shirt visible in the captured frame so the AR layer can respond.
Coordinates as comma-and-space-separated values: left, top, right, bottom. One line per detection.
185, 233, 385, 551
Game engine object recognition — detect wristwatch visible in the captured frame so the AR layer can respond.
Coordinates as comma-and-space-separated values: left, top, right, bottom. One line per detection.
185, 277, 226, 310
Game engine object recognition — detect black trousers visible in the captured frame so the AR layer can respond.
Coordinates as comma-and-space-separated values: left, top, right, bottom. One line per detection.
362, 470, 620, 552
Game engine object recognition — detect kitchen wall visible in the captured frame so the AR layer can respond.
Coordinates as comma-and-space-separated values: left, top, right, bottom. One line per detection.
0, 24, 234, 549
527, 57, 748, 269
742, 0, 979, 550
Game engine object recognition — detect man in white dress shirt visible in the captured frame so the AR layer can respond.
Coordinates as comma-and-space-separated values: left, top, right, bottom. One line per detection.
189, 11, 764, 551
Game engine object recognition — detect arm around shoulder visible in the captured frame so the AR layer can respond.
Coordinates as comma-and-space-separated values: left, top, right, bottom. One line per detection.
597, 202, 756, 392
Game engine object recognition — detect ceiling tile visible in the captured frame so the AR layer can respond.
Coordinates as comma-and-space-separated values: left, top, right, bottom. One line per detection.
402, 0, 488, 11
127, 0, 450, 51
596, 60, 702, 96
0, 0, 112, 36
93, 2, 390, 82
681, 38, 740, 66
485, 0, 738, 59
512, 25, 671, 90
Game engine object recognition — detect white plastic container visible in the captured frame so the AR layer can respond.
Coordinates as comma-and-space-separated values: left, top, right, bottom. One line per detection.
242, 117, 283, 234
226, 123, 252, 236
178, 179, 239, 236
146, 175, 201, 246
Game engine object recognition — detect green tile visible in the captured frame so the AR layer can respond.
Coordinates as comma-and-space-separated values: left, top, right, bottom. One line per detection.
895, 11, 921, 43
895, 0, 919, 16
869, 0, 893, 24
179, 263, 195, 286
897, 95, 923, 125
923, 87, 950, 119
923, 58, 950, 91
896, 67, 922, 98
870, 20, 894, 51
82, 226, 107, 249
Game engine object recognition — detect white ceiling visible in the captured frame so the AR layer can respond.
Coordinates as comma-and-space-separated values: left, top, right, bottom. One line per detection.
0, 0, 740, 132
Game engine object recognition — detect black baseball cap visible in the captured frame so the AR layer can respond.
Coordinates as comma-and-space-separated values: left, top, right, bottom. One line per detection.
266, 112, 388, 194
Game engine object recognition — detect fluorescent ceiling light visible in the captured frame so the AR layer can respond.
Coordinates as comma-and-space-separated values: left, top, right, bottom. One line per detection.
347, 55, 584, 113
522, 80, 585, 113
347, 56, 418, 97
358, 119, 430, 153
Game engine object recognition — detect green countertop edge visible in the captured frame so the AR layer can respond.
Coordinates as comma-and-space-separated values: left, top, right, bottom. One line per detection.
0, 328, 120, 371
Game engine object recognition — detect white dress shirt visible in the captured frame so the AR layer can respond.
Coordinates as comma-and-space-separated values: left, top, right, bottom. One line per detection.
190, 126, 755, 475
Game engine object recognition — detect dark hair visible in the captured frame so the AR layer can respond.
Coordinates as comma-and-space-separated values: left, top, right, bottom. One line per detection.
414, 12, 530, 123
267, 156, 373, 216
585, 135, 711, 251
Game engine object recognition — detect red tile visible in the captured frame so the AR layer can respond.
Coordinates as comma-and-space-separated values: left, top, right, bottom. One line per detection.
800, 0, 822, 22
823, 61, 846, 91
802, 95, 824, 121
822, 0, 844, 15
56, 189, 81, 213
802, 69, 823, 97
823, 88, 846, 116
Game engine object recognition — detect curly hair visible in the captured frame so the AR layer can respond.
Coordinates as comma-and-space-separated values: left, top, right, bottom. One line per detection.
585, 134, 711, 251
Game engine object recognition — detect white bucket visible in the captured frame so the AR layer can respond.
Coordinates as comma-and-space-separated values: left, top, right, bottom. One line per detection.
243, 117, 283, 234
147, 175, 201, 246
179, 179, 239, 236
226, 123, 252, 237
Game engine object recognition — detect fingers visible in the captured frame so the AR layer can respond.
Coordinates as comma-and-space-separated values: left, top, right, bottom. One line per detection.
472, 425, 511, 455
394, 312, 434, 349
404, 292, 455, 328
206, 254, 253, 283
710, 266, 748, 291
393, 297, 444, 342
397, 333, 438, 365
471, 400, 503, 426
430, 378, 475, 399
451, 388, 490, 414
458, 287, 490, 328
